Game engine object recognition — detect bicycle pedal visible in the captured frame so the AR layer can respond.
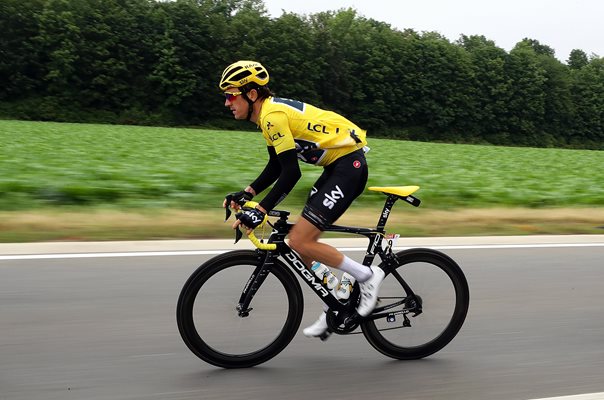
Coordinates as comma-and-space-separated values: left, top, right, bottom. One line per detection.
319, 331, 332, 341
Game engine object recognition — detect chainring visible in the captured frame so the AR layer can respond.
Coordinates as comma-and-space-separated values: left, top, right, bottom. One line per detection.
325, 280, 363, 334
326, 309, 359, 334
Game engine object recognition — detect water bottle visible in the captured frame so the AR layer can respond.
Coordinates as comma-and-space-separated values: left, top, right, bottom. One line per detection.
336, 272, 356, 301
311, 262, 339, 290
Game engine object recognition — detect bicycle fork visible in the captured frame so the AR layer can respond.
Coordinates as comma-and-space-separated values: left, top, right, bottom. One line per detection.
235, 251, 276, 317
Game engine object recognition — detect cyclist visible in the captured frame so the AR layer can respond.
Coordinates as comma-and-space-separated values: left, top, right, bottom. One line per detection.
220, 60, 385, 338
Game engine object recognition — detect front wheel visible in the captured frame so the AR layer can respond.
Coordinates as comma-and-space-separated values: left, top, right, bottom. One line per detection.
177, 250, 304, 368
361, 248, 469, 359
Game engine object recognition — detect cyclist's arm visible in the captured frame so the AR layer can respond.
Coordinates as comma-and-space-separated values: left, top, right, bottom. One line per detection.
252, 110, 301, 212
257, 148, 300, 212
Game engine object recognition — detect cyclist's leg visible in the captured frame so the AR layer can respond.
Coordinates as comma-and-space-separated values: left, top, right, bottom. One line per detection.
290, 150, 383, 326
290, 151, 369, 337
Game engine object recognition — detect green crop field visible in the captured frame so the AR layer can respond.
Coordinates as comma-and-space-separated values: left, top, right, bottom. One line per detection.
1, 120, 604, 241
2, 119, 604, 210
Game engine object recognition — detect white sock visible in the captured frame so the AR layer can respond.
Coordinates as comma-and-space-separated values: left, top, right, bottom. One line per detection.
336, 256, 373, 282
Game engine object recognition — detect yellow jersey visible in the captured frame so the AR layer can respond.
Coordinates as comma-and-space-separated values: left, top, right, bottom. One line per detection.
257, 97, 367, 166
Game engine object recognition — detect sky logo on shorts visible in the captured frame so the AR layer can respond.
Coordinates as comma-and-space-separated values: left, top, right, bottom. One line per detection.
323, 185, 344, 209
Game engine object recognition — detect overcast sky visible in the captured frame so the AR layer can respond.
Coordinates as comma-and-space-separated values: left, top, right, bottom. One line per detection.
261, 0, 602, 61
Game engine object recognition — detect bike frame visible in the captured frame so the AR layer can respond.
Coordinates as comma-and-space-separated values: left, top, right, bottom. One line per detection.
236, 193, 421, 323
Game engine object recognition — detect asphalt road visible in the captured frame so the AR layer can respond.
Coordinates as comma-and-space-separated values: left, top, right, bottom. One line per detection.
1, 239, 604, 400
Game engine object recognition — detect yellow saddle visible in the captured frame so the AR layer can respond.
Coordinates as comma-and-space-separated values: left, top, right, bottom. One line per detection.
368, 186, 420, 197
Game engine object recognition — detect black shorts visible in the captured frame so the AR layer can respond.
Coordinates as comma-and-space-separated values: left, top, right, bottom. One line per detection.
302, 149, 368, 230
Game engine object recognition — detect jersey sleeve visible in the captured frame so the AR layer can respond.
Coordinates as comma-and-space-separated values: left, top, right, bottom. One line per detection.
249, 146, 280, 195
261, 111, 296, 154
257, 148, 301, 212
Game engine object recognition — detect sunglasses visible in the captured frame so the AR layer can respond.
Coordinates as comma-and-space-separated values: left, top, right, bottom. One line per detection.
224, 91, 243, 101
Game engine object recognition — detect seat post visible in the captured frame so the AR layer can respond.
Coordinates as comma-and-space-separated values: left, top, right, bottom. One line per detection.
375, 195, 398, 231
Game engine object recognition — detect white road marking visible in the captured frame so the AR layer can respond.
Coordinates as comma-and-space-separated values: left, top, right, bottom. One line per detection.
528, 392, 604, 400
0, 250, 226, 260
1, 242, 603, 261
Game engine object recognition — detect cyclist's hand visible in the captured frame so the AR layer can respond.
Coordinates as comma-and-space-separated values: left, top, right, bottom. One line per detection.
234, 208, 266, 232
223, 190, 253, 210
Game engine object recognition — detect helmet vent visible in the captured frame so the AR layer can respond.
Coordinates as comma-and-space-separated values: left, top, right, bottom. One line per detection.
232, 70, 252, 82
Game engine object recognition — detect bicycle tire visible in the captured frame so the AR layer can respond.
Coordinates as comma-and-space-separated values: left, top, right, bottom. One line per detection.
361, 248, 469, 360
177, 250, 304, 368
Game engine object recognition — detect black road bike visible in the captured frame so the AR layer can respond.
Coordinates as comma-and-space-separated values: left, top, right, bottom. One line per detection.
177, 186, 470, 368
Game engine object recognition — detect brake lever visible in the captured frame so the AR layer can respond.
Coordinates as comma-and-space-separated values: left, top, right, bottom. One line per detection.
234, 227, 243, 244
233, 207, 251, 244
224, 194, 233, 221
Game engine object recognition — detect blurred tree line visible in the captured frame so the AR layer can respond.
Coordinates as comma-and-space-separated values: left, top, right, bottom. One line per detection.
1, 0, 603, 148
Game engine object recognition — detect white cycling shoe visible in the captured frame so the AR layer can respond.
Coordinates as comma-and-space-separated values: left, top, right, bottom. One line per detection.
303, 311, 330, 338
357, 266, 386, 317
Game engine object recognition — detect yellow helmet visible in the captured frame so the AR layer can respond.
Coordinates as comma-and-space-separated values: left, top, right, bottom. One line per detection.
219, 60, 269, 90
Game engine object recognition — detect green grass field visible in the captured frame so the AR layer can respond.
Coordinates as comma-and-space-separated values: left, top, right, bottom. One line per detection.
3, 119, 604, 210
1, 120, 604, 241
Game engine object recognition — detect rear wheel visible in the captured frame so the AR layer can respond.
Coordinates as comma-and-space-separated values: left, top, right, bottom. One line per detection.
177, 250, 304, 368
361, 248, 469, 359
